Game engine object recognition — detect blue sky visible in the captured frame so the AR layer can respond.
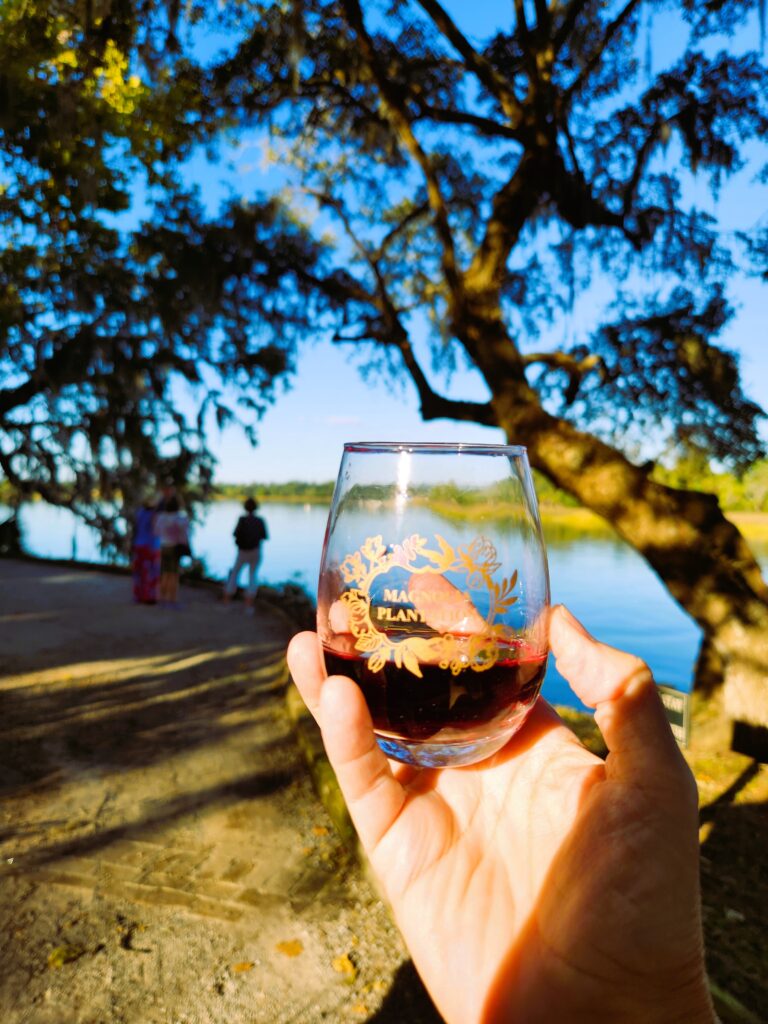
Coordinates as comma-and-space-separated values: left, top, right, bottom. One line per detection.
191, 2, 768, 483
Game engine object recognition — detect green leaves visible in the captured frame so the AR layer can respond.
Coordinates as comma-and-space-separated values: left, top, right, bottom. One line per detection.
0, 1, 335, 542
560, 288, 765, 471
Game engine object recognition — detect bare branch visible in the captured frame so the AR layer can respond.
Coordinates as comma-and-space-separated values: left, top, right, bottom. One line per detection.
374, 202, 431, 259
622, 108, 687, 220
527, 348, 600, 406
414, 0, 523, 125
395, 334, 496, 424
623, 128, 659, 219
561, 119, 583, 178
564, 0, 643, 106
466, 152, 542, 295
343, 0, 463, 303
545, 149, 646, 248
329, 308, 496, 425
513, 0, 530, 41
0, 446, 77, 509
413, 103, 524, 142
331, 324, 396, 345
302, 186, 415, 345
533, 0, 551, 36
303, 188, 372, 265
523, 349, 602, 373
512, 0, 541, 84
553, 0, 591, 54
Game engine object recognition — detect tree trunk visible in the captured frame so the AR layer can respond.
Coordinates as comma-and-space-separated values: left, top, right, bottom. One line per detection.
497, 401, 768, 728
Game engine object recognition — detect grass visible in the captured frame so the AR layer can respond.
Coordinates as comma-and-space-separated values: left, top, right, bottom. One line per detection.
429, 500, 768, 543
728, 511, 768, 540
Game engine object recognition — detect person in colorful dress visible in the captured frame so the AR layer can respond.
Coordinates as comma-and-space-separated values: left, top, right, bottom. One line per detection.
130, 497, 160, 604
154, 496, 190, 607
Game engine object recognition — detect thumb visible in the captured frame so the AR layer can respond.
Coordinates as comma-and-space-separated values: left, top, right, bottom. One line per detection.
549, 605, 686, 784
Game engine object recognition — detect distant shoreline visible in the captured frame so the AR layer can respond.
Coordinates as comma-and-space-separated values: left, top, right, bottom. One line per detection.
229, 492, 768, 540
6, 490, 767, 541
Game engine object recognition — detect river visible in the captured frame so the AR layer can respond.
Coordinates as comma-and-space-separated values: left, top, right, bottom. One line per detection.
6, 500, 767, 711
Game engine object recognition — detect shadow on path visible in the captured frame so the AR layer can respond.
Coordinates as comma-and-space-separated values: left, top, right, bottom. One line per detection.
0, 642, 289, 795
700, 788, 768, 1021
0, 559, 302, 869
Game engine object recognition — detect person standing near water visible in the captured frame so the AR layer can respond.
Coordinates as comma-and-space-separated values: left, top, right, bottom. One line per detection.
224, 497, 268, 612
130, 496, 160, 604
154, 496, 190, 608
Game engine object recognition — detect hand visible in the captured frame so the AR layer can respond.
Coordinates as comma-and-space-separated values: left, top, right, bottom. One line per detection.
287, 606, 715, 1024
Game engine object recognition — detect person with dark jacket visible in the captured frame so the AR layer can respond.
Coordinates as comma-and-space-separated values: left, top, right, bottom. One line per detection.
224, 497, 268, 611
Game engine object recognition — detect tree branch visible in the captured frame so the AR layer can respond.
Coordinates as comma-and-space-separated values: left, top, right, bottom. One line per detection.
413, 102, 524, 142
465, 151, 542, 294
303, 186, 413, 343
561, 118, 584, 179
331, 328, 386, 344
523, 349, 601, 373
533, 0, 551, 36
524, 348, 602, 403
622, 108, 687, 220
0, 445, 79, 509
623, 125, 660, 219
564, 0, 643, 106
328, 309, 496, 426
513, 0, 531, 44
374, 202, 431, 259
0, 323, 102, 418
553, 0, 591, 54
342, 0, 463, 303
394, 334, 496, 425
414, 0, 524, 125
303, 188, 372, 264
547, 148, 646, 247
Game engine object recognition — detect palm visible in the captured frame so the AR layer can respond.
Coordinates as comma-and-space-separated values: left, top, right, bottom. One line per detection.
287, 609, 712, 1024
362, 705, 599, 1022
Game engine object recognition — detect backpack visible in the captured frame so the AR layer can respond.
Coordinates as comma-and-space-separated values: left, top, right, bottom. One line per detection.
235, 514, 266, 550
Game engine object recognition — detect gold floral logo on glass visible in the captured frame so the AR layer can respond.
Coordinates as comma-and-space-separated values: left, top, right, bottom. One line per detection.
337, 534, 518, 677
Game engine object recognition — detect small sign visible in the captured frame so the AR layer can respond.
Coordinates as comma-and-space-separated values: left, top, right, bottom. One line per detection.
657, 684, 691, 747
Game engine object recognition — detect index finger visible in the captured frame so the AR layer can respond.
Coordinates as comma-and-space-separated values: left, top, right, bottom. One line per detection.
286, 632, 407, 851
286, 630, 326, 717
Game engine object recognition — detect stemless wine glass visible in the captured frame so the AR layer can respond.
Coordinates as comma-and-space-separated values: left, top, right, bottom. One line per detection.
317, 442, 550, 768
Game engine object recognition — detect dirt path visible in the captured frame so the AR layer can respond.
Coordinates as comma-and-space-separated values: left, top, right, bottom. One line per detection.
0, 560, 440, 1023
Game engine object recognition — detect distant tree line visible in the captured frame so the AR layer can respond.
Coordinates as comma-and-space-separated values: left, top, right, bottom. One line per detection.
213, 461, 768, 513
215, 480, 336, 503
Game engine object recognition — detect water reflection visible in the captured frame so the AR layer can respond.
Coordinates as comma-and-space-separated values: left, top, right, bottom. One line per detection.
5, 500, 767, 710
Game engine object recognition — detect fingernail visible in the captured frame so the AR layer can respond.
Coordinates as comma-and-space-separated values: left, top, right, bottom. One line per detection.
623, 667, 654, 700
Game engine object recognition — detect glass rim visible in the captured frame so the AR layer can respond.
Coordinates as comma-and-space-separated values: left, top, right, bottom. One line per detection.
342, 441, 528, 456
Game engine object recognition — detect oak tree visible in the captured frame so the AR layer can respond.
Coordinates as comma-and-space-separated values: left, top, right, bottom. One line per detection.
214, 0, 768, 726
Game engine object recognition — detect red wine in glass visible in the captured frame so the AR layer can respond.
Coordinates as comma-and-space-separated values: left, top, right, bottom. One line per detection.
318, 442, 550, 768
323, 637, 547, 745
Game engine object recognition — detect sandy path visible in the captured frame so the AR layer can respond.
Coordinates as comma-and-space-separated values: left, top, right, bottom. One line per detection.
0, 560, 440, 1023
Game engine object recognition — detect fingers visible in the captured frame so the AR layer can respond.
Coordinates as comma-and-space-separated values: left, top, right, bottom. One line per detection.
286, 632, 407, 850
317, 674, 408, 849
286, 630, 326, 717
549, 605, 684, 781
